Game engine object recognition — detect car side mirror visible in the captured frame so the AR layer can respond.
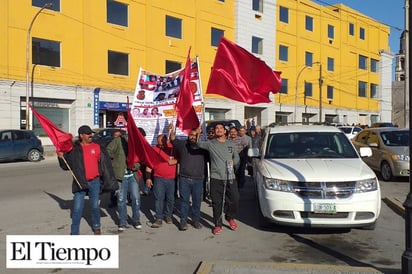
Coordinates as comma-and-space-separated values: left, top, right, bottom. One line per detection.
359, 147, 373, 157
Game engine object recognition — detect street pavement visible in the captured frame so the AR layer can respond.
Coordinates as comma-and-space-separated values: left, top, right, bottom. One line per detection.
32, 147, 406, 273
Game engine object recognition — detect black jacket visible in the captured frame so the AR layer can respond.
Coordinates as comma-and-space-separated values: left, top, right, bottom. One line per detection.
58, 141, 118, 193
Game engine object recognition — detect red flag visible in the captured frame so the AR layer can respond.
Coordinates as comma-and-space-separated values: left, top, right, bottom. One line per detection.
126, 110, 167, 169
175, 47, 200, 134
206, 37, 282, 104
29, 104, 73, 153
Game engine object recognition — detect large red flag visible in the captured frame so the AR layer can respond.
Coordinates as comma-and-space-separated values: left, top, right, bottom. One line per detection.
126, 110, 167, 169
175, 47, 200, 134
206, 37, 282, 104
29, 104, 73, 153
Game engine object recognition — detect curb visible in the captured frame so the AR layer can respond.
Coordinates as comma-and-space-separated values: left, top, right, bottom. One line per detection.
196, 261, 383, 274
383, 197, 405, 217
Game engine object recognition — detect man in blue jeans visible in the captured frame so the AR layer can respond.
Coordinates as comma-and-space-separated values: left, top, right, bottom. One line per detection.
106, 129, 142, 232
169, 124, 208, 231
58, 125, 117, 235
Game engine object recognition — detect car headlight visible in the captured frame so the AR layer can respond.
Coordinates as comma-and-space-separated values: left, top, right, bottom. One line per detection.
392, 154, 410, 161
355, 178, 378, 193
264, 177, 294, 192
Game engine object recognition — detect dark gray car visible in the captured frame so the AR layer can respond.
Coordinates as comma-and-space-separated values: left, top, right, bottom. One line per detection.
0, 130, 44, 162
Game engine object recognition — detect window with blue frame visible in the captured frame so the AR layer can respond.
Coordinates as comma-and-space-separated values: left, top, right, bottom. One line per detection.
252, 36, 263, 54
279, 6, 289, 23
211, 28, 224, 47
32, 37, 60, 67
304, 81, 313, 97
279, 45, 288, 61
358, 81, 367, 97
305, 16, 313, 31
32, 0, 60, 11
280, 79, 288, 94
107, 0, 128, 27
305, 51, 313, 66
327, 57, 334, 71
166, 15, 182, 39
108, 50, 129, 76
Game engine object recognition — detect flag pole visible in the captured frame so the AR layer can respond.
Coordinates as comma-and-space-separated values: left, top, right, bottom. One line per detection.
61, 155, 82, 190
196, 55, 207, 141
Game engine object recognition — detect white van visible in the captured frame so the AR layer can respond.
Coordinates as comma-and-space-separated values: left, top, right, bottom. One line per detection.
249, 125, 380, 229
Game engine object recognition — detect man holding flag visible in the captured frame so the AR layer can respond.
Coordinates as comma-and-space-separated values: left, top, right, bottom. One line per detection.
57, 125, 117, 235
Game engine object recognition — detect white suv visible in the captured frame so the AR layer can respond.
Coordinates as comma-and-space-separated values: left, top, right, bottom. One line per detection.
249, 125, 380, 229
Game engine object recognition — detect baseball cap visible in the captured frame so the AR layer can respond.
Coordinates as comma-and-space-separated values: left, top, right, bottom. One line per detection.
78, 125, 94, 135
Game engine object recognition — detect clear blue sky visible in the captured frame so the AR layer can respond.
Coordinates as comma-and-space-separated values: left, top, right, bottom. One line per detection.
325, 0, 405, 54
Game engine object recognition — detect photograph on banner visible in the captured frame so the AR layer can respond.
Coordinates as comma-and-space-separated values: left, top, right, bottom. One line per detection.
131, 61, 203, 145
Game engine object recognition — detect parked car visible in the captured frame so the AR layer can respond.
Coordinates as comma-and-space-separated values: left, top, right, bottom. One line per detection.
370, 122, 394, 128
338, 126, 362, 140
0, 130, 44, 162
91, 128, 127, 147
248, 125, 380, 229
352, 127, 409, 181
205, 119, 242, 133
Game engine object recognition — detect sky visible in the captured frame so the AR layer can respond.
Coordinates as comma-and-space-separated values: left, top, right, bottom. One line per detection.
325, 0, 405, 54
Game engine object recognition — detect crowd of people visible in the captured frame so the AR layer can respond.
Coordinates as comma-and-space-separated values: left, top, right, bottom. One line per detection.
57, 121, 264, 236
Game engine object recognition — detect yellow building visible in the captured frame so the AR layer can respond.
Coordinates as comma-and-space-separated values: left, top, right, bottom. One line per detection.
275, 0, 391, 125
0, 0, 392, 134
0, 0, 234, 134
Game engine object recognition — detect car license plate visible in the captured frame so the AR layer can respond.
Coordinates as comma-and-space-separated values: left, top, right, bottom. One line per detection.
313, 203, 336, 214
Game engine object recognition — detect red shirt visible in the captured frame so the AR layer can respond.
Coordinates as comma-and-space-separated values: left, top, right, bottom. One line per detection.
152, 145, 177, 179
81, 142, 101, 181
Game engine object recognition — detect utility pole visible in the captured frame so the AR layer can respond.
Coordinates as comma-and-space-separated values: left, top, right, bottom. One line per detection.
402, 0, 411, 273
318, 63, 323, 123
405, 0, 410, 128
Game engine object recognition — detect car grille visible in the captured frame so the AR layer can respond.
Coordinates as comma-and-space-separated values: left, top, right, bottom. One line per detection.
291, 181, 356, 199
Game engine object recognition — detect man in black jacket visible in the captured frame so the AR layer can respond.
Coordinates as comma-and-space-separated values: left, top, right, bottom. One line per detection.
58, 125, 117, 235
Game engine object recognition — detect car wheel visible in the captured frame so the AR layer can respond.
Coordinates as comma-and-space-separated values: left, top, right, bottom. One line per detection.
27, 149, 42, 162
380, 161, 393, 181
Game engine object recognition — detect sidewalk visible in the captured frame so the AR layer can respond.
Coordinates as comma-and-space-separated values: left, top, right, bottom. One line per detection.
197, 261, 383, 273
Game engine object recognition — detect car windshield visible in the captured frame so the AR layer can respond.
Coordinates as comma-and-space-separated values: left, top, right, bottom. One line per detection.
339, 127, 352, 134
380, 130, 409, 146
264, 132, 359, 159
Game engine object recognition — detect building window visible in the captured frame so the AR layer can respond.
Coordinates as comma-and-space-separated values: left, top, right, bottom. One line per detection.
166, 15, 182, 39
349, 23, 354, 36
371, 59, 378, 72
280, 79, 288, 94
305, 51, 313, 66
107, 0, 128, 27
32, 0, 60, 11
165, 60, 182, 74
32, 37, 60, 67
370, 83, 378, 98
252, 0, 263, 12
279, 6, 289, 23
359, 55, 367, 70
304, 81, 313, 97
279, 45, 288, 61
211, 28, 224, 47
328, 25, 334, 39
305, 16, 313, 31
108, 50, 128, 76
358, 81, 367, 97
252, 36, 263, 54
327, 57, 334, 71
360, 27, 365, 40
327, 85, 334, 99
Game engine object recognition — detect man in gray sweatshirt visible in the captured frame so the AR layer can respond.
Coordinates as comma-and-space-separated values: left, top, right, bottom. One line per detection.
196, 123, 240, 235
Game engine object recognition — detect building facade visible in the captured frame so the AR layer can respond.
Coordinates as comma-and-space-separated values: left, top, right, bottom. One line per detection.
0, 0, 393, 137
